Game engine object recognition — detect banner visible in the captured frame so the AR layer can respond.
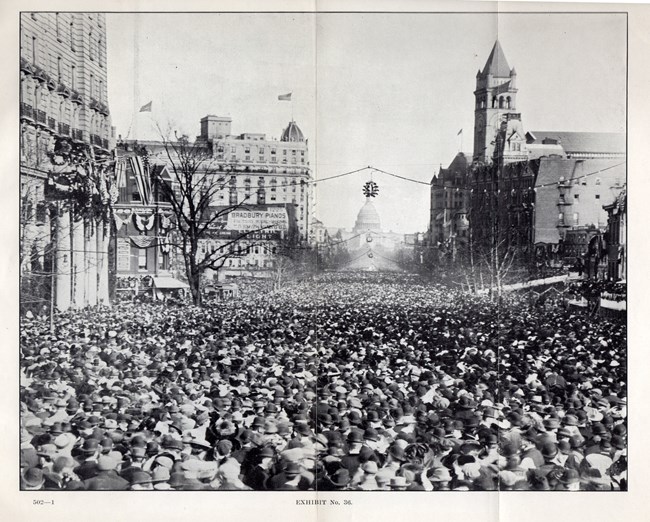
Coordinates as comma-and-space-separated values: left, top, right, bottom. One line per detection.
226, 208, 288, 232
117, 238, 131, 271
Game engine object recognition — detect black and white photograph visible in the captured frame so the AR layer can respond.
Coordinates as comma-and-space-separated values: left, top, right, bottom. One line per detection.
6, 0, 650, 520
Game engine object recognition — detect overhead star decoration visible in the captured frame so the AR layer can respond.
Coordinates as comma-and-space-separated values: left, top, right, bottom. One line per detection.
363, 181, 379, 198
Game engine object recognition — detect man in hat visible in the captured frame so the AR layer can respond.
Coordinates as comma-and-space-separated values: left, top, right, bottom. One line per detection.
83, 456, 129, 490
73, 439, 101, 480
243, 445, 275, 490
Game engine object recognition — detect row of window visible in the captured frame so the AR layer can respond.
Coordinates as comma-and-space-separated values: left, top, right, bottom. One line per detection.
217, 146, 304, 156
27, 21, 104, 68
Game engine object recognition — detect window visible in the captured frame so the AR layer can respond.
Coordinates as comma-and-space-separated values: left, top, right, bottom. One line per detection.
70, 22, 75, 51
55, 13, 61, 38
138, 249, 147, 270
596, 177, 601, 185
90, 74, 94, 97
99, 80, 103, 102
98, 37, 103, 67
57, 57, 62, 81
32, 36, 38, 65
574, 194, 579, 200
595, 194, 600, 199
89, 31, 94, 60
71, 65, 76, 89
271, 149, 276, 155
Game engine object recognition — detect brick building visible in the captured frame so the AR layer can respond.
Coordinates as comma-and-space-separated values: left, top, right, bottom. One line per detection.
465, 41, 626, 266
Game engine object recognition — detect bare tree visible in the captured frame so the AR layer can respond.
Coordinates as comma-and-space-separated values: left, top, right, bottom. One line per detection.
150, 132, 279, 306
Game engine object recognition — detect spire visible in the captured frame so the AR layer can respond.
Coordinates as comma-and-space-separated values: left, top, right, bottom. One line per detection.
481, 40, 511, 78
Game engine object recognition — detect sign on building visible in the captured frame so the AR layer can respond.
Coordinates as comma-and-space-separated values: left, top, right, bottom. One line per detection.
117, 238, 131, 271
227, 208, 288, 231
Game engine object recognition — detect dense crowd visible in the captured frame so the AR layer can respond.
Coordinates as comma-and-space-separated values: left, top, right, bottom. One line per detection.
20, 272, 626, 491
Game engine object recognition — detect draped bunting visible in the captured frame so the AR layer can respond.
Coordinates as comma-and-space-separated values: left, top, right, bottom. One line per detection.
114, 212, 132, 230
133, 213, 156, 232
130, 235, 156, 248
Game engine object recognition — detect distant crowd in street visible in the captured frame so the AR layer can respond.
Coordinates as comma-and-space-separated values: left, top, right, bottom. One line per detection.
20, 271, 626, 491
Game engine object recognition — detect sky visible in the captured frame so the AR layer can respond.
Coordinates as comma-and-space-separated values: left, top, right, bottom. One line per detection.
106, 12, 626, 234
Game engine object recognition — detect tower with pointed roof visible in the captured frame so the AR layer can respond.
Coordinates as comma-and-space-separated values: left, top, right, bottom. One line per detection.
473, 41, 519, 163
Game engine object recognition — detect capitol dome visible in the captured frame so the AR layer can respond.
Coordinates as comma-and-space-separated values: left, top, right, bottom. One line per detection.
353, 198, 381, 233
281, 120, 305, 142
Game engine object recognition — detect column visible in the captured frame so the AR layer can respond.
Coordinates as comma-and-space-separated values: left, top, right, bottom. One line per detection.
86, 218, 98, 306
97, 219, 110, 305
55, 205, 71, 311
71, 216, 85, 307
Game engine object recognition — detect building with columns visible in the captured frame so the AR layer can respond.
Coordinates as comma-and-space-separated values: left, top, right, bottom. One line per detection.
20, 13, 115, 312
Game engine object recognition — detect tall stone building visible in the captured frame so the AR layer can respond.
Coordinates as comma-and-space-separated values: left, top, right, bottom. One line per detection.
473, 41, 519, 164
466, 41, 626, 270
117, 115, 312, 282
20, 13, 115, 312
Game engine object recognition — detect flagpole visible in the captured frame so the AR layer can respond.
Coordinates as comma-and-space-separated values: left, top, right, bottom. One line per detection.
133, 16, 139, 140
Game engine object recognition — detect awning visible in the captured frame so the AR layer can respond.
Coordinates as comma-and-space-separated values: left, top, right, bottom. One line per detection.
152, 277, 189, 289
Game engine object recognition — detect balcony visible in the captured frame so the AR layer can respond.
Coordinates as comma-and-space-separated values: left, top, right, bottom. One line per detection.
47, 117, 57, 132
70, 91, 84, 105
71, 128, 84, 142
35, 109, 47, 126
32, 65, 48, 83
557, 197, 573, 206
56, 83, 71, 98
20, 102, 34, 121
20, 58, 34, 75
102, 138, 109, 150
58, 122, 70, 137
90, 134, 102, 146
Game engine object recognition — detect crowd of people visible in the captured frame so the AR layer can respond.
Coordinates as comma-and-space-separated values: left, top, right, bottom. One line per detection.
20, 271, 627, 491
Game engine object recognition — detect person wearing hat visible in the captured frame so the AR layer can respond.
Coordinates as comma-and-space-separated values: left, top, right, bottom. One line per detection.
320, 468, 352, 491
73, 439, 101, 480
22, 467, 45, 490
43, 456, 80, 490
268, 461, 309, 491
215, 461, 251, 491
243, 445, 275, 490
355, 460, 379, 490
83, 456, 129, 490
119, 445, 147, 483
339, 430, 364, 476
129, 470, 153, 491
151, 466, 172, 491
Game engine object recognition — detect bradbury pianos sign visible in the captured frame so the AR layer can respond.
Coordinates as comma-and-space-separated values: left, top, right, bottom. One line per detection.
222, 208, 289, 232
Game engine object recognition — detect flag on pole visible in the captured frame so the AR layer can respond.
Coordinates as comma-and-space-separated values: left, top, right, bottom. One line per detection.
457, 129, 463, 135
115, 159, 127, 188
278, 93, 292, 101
139, 101, 153, 112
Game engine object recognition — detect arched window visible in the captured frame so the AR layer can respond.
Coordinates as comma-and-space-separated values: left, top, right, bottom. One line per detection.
492, 96, 498, 108
499, 97, 505, 109
506, 96, 511, 109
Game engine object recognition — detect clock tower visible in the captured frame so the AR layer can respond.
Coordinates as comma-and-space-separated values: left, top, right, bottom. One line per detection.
473, 41, 519, 163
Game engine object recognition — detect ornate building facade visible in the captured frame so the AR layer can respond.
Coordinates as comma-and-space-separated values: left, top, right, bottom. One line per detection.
20, 13, 115, 312
116, 116, 312, 282
466, 41, 626, 269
